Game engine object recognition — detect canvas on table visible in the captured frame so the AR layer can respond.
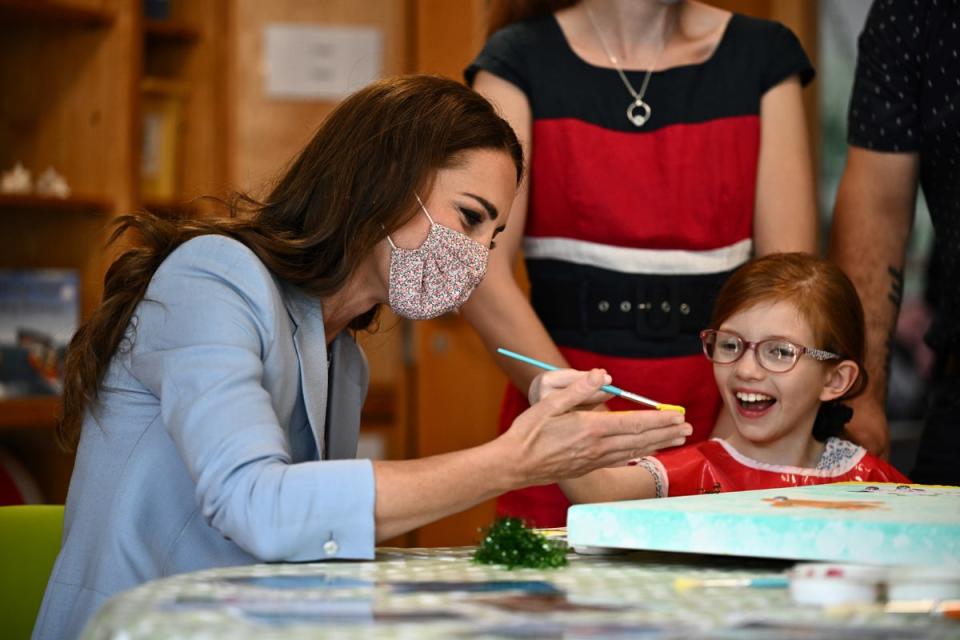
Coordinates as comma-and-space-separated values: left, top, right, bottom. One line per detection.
567, 482, 960, 566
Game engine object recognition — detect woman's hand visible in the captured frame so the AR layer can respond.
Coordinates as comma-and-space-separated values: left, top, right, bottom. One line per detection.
373, 368, 687, 541
501, 369, 691, 489
527, 368, 612, 409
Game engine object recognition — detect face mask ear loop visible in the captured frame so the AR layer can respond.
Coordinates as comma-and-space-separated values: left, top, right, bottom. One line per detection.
385, 193, 432, 251
383, 225, 398, 250
414, 192, 436, 225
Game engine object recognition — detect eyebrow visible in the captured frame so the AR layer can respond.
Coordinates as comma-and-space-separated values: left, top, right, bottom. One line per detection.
461, 192, 499, 221
718, 328, 804, 344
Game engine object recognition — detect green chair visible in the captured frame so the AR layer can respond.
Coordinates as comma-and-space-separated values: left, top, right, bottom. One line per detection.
0, 505, 64, 640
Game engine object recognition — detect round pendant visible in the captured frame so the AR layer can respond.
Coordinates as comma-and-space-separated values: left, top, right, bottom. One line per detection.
627, 98, 652, 127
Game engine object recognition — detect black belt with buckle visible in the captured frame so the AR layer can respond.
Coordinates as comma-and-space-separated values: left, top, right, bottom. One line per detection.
527, 260, 735, 359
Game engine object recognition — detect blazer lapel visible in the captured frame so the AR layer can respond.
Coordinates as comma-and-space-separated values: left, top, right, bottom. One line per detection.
326, 335, 369, 459
283, 285, 329, 458
282, 283, 369, 461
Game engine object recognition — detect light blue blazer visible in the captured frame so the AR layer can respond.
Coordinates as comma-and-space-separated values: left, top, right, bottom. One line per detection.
33, 236, 375, 639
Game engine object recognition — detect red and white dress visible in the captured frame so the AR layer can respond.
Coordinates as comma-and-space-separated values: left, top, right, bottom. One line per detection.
638, 438, 910, 498
467, 13, 815, 526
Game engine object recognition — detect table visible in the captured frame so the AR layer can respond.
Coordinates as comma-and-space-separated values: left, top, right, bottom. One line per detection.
82, 546, 957, 639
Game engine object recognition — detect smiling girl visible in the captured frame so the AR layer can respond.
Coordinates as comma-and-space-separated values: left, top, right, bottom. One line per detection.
551, 252, 908, 503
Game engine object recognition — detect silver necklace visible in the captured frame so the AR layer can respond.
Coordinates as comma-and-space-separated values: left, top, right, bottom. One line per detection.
584, 5, 669, 127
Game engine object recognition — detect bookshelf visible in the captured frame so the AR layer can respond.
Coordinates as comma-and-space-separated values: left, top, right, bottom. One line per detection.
0, 398, 60, 431
143, 18, 199, 44
0, 193, 113, 216
0, 0, 226, 504
0, 0, 115, 27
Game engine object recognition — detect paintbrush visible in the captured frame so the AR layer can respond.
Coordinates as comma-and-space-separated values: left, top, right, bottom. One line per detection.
673, 576, 789, 591
496, 348, 686, 414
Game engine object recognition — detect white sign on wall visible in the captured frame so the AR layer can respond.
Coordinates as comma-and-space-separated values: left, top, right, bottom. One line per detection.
264, 23, 383, 100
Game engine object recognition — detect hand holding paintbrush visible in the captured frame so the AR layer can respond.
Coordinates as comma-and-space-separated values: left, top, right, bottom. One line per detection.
498, 348, 686, 414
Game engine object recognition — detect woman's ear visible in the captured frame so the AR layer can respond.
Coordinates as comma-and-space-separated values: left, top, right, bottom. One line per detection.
820, 360, 860, 402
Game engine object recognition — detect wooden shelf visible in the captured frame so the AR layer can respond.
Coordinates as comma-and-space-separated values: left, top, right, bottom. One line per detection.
0, 0, 114, 28
144, 18, 200, 44
0, 193, 113, 215
1, 0, 229, 507
142, 198, 196, 218
0, 396, 61, 430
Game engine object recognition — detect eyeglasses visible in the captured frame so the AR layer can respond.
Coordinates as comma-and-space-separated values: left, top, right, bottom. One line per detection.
699, 329, 841, 373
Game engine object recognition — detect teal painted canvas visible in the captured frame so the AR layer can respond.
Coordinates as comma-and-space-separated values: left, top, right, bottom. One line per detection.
567, 482, 960, 566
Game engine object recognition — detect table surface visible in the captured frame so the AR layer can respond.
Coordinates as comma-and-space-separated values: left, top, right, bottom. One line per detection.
83, 546, 958, 639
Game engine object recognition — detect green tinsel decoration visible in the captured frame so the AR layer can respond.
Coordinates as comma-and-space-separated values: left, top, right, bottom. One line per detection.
473, 516, 568, 569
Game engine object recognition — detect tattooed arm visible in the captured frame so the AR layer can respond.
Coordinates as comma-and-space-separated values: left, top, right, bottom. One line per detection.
829, 147, 919, 458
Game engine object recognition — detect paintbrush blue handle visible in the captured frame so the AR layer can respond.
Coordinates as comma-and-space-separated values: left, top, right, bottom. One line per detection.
495, 347, 648, 406
499, 347, 614, 384
748, 577, 790, 588
496, 348, 560, 373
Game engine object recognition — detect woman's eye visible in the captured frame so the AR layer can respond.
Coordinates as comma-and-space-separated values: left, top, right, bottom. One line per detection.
459, 207, 483, 227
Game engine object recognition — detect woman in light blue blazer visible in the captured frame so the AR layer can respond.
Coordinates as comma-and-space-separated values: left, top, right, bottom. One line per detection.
34, 75, 692, 638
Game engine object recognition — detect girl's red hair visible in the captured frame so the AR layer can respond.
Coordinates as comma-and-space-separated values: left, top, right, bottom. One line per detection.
710, 252, 868, 399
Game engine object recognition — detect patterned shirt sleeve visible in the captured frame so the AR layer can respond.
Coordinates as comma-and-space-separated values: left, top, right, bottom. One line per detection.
847, 0, 923, 152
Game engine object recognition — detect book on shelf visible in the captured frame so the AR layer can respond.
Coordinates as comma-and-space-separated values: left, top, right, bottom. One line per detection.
141, 77, 188, 201
0, 269, 79, 399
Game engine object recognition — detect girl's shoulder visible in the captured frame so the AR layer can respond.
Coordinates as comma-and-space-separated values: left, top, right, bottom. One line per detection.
817, 437, 867, 472
855, 448, 912, 483
703, 438, 867, 479
821, 438, 912, 483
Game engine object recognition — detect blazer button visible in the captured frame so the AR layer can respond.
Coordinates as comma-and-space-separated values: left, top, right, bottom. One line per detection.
323, 539, 340, 556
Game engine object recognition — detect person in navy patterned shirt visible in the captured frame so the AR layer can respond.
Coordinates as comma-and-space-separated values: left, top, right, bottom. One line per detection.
830, 0, 960, 486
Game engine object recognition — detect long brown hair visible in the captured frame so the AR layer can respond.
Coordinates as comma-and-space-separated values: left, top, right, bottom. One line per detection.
709, 252, 869, 400
60, 74, 523, 448
486, 0, 579, 37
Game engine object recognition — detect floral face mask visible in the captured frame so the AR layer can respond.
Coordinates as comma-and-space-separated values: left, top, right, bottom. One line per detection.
386, 194, 490, 320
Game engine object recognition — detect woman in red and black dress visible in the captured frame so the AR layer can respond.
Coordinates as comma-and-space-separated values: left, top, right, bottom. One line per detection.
461, 0, 818, 527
